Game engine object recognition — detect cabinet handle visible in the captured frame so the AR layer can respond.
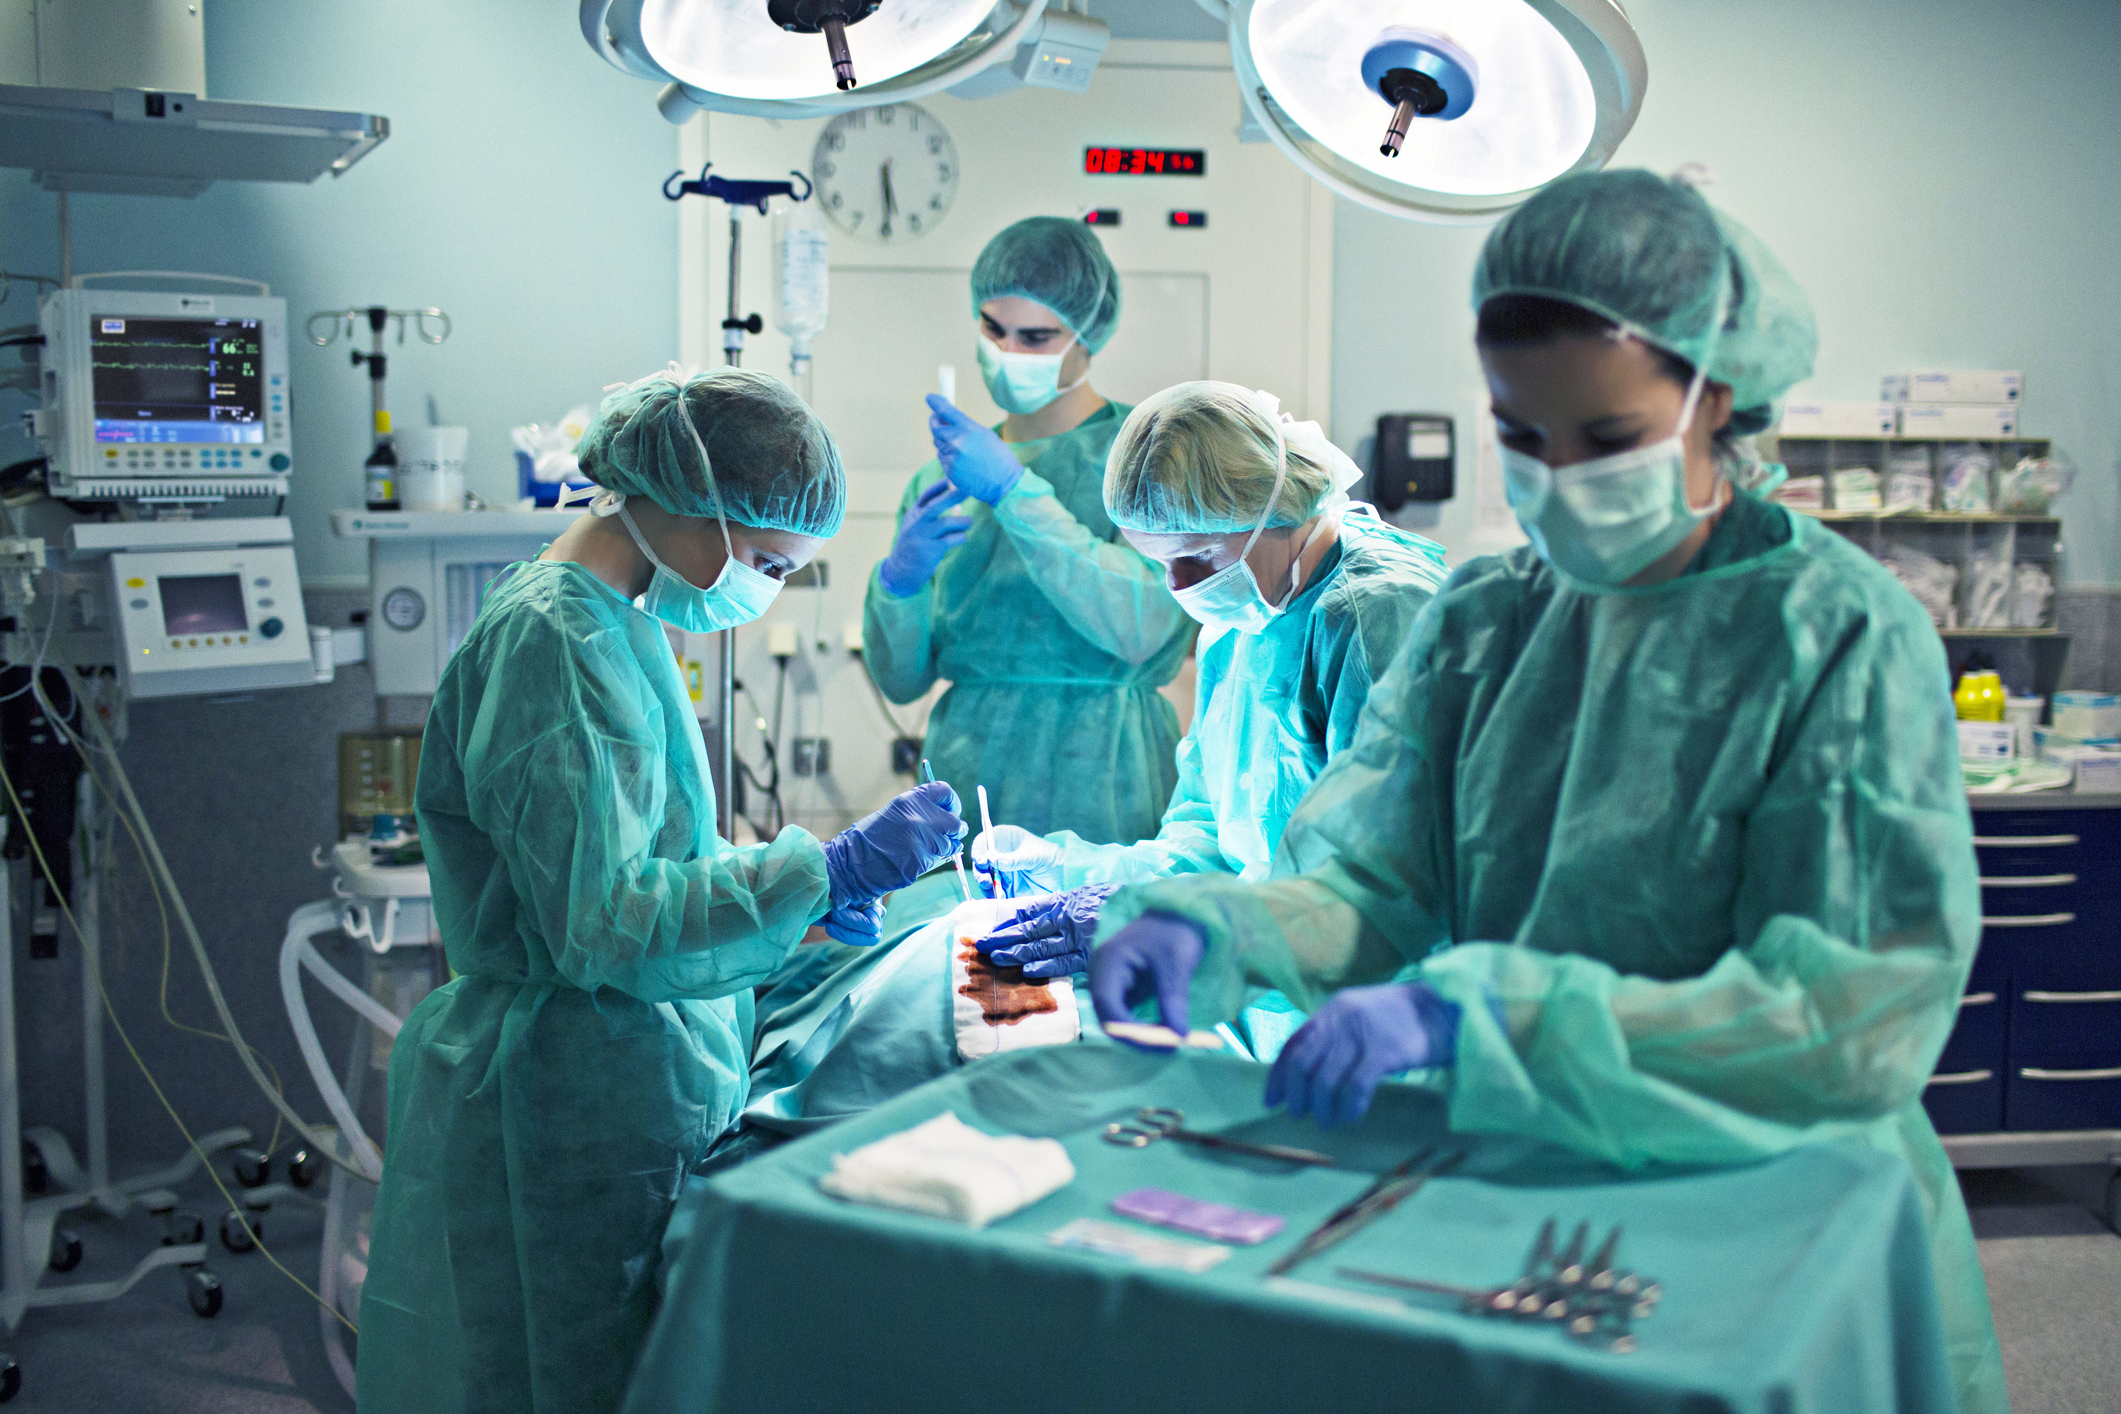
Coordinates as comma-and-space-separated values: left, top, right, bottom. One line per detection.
1927, 1070, 1993, 1086
1973, 834, 2080, 848
1981, 913, 2076, 928
2019, 1067, 2121, 1082
1960, 992, 1997, 1007
1978, 874, 2077, 888
2021, 990, 2121, 1004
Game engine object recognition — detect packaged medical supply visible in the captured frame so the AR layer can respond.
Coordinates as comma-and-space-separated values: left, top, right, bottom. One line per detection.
1100, 1021, 1223, 1051
1882, 370, 2023, 404
1995, 454, 2075, 514
2010, 563, 2054, 629
1769, 475, 1826, 511
2004, 696, 2045, 758
1938, 445, 1994, 512
1110, 1188, 1287, 1245
1777, 401, 1897, 437
1046, 1218, 1232, 1273
1957, 721, 2013, 762
1883, 446, 1934, 512
2052, 692, 2121, 743
1900, 404, 2019, 439
817, 1112, 1075, 1228
1830, 468, 1882, 511
2036, 741, 2121, 792
1882, 544, 1958, 627
1964, 547, 2012, 628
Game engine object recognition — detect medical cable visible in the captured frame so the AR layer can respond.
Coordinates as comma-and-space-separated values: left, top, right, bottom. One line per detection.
0, 750, 360, 1335
39, 664, 370, 1184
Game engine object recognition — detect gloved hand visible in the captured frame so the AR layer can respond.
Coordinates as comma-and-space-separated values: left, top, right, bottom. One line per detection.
976, 883, 1120, 978
822, 781, 965, 907
969, 823, 1064, 898
1264, 981, 1462, 1127
926, 394, 1026, 505
817, 899, 884, 947
1088, 911, 1206, 1045
877, 477, 973, 598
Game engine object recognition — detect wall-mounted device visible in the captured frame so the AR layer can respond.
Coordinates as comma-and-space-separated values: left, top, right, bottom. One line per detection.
67, 518, 314, 699
36, 283, 294, 501
334, 508, 585, 696
1369, 413, 1454, 509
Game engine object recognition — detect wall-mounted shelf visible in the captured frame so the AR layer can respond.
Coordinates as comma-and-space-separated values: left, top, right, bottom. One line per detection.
1803, 511, 2060, 526
1939, 628, 2063, 639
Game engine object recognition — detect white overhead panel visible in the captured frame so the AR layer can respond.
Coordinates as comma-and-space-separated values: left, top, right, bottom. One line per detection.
1217, 0, 1645, 225
581, 0, 1101, 121
0, 84, 389, 197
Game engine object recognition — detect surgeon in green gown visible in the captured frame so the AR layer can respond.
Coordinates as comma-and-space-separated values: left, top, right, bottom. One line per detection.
1090, 171, 2007, 1413
355, 368, 965, 1414
965, 381, 1451, 1061
863, 216, 1195, 853
715, 381, 1445, 1155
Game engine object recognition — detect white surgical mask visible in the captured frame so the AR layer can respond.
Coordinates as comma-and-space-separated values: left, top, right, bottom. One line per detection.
976, 332, 1087, 416
1171, 399, 1339, 635
1501, 293, 1732, 589
593, 376, 783, 633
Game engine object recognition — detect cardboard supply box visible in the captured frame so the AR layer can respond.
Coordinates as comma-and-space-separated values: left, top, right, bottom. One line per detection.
1881, 370, 2023, 404
1897, 403, 2018, 438
1778, 401, 1899, 437
2052, 692, 2121, 744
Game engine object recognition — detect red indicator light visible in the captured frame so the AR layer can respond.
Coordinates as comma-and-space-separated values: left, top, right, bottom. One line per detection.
1168, 210, 1207, 228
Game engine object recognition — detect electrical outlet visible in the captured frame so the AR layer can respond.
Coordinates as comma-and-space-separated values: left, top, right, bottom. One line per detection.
842, 623, 864, 653
767, 622, 800, 659
891, 736, 923, 775
792, 737, 831, 776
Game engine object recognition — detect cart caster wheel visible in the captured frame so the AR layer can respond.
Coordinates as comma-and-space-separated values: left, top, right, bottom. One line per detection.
231, 1148, 271, 1188
219, 1210, 258, 1253
47, 1228, 82, 1273
163, 1210, 204, 1247
187, 1269, 222, 1318
287, 1147, 321, 1189
0, 1355, 19, 1402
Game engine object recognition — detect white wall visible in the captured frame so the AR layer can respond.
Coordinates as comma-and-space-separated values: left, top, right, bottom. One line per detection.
1332, 0, 2121, 587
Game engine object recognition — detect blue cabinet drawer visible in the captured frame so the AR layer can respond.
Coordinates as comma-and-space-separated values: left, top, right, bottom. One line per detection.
2008, 987, 2121, 1066
1937, 990, 2006, 1073
1924, 1069, 2004, 1134
2004, 1067, 2121, 1131
1985, 913, 2121, 991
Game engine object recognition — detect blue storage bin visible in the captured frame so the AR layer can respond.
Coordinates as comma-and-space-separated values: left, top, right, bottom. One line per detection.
517, 449, 594, 508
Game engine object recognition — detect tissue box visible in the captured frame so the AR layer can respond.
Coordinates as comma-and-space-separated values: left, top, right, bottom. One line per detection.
1898, 404, 2018, 438
1882, 370, 2023, 404
1778, 401, 1898, 437
2052, 691, 2121, 743
1957, 721, 2014, 762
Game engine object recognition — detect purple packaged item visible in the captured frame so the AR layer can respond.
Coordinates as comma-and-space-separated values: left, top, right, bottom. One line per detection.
1110, 1187, 1285, 1245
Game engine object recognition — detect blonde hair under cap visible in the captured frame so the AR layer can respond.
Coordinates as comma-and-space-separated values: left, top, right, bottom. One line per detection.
1104, 381, 1362, 535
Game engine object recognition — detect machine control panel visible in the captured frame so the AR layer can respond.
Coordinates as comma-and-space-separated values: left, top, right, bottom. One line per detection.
107, 543, 315, 698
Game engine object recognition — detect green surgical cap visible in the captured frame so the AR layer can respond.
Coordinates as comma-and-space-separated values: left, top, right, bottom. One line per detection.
971, 216, 1121, 354
1472, 169, 1818, 435
577, 367, 846, 537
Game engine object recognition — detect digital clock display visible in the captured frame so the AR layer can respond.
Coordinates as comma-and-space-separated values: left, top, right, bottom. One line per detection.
1084, 147, 1206, 177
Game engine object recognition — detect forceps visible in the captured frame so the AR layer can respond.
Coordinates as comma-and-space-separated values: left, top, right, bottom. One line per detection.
1102, 1107, 1337, 1167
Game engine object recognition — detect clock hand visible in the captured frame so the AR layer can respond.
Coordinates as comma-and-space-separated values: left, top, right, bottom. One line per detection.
879, 158, 897, 238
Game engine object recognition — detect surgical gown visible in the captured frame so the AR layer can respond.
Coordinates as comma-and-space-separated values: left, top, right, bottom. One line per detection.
863, 400, 1195, 845
718, 511, 1447, 1156
1103, 491, 2006, 1414
355, 559, 830, 1414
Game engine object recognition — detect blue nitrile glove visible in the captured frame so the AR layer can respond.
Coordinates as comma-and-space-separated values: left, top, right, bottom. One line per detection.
817, 899, 884, 947
976, 883, 1120, 978
822, 781, 965, 906
926, 394, 1026, 505
969, 823, 1064, 898
877, 477, 973, 598
1088, 910, 1207, 1046
1264, 981, 1462, 1128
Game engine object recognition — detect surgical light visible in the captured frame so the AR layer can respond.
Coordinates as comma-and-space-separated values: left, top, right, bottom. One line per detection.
581, 0, 1055, 121
1215, 0, 1646, 225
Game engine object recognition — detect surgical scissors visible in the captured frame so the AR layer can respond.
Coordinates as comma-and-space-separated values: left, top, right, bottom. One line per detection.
1102, 1107, 1337, 1167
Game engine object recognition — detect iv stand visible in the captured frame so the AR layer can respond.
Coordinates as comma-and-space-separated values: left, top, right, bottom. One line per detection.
663, 164, 813, 839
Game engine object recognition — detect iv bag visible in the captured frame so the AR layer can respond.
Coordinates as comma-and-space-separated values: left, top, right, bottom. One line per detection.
772, 201, 830, 367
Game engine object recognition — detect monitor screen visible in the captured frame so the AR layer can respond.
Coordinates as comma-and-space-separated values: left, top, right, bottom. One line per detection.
159, 574, 249, 636
91, 316, 266, 445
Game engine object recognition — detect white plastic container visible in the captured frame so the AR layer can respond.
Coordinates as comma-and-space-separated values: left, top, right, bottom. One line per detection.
2052, 691, 2121, 744
399, 426, 469, 511
2004, 695, 2044, 759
